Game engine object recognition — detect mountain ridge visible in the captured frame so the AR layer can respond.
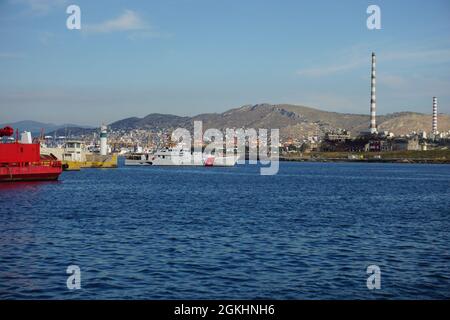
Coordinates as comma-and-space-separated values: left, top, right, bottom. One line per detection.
0, 120, 94, 136
5, 104, 449, 139
109, 103, 450, 138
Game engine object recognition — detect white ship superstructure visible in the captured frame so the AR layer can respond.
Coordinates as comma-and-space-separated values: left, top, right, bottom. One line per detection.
125, 147, 237, 167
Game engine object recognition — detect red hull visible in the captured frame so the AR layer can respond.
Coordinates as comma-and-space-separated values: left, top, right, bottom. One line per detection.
0, 165, 62, 182
0, 127, 63, 182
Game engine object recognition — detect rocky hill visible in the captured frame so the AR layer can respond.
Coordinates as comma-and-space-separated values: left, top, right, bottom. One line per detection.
0, 120, 93, 136
109, 103, 450, 139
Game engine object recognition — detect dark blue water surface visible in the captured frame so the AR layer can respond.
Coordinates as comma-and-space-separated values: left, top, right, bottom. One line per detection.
0, 161, 449, 299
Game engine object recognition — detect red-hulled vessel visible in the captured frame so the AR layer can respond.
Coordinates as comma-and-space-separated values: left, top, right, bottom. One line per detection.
0, 126, 62, 182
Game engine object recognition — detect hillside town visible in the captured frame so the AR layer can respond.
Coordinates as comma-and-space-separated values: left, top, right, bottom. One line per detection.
9, 53, 449, 162
37, 106, 450, 159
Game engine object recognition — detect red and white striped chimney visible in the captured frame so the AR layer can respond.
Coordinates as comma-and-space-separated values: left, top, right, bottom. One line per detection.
432, 97, 438, 135
369, 52, 377, 134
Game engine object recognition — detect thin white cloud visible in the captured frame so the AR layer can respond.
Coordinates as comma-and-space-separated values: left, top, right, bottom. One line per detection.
296, 46, 450, 78
380, 73, 408, 88
11, 0, 68, 15
296, 59, 365, 77
38, 31, 55, 45
380, 73, 450, 98
383, 48, 450, 63
0, 52, 25, 59
83, 10, 170, 39
84, 10, 149, 34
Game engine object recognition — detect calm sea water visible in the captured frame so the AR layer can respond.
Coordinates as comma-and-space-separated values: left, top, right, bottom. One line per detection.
0, 161, 449, 299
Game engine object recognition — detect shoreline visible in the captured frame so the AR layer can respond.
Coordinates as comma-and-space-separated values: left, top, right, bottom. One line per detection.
279, 150, 450, 164
280, 157, 450, 164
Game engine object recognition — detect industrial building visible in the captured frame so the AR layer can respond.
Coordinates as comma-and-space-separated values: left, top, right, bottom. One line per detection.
318, 52, 428, 153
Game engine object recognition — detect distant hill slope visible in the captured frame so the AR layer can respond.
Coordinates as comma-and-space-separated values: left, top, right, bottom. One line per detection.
377, 112, 450, 135
111, 114, 190, 131
0, 120, 94, 136
8, 104, 449, 139
46, 127, 97, 137
111, 104, 450, 139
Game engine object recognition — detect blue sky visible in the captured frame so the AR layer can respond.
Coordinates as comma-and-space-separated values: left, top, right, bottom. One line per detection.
0, 0, 449, 125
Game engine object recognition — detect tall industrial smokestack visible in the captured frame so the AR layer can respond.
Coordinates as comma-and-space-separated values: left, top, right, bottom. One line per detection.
432, 97, 438, 135
369, 52, 377, 134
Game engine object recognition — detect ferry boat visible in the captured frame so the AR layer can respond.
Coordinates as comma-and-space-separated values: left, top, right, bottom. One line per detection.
125, 148, 237, 167
0, 127, 62, 182
41, 140, 118, 171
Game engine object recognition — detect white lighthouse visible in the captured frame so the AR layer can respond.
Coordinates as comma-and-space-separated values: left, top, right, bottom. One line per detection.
100, 124, 108, 156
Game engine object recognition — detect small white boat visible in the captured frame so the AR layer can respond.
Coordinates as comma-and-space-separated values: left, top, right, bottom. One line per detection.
124, 153, 154, 166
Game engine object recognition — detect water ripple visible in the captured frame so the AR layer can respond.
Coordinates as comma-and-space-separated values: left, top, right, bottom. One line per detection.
0, 162, 449, 299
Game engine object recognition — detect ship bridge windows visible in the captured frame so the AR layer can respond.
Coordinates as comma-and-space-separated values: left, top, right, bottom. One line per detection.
66, 142, 81, 148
